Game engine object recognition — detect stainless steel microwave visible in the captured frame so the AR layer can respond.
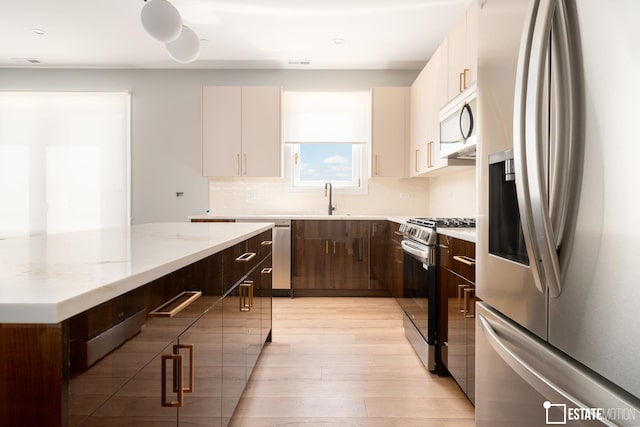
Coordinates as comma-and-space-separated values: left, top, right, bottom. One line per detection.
439, 83, 477, 159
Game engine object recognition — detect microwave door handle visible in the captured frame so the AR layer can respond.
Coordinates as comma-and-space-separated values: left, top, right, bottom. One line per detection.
459, 103, 474, 140
513, 0, 563, 298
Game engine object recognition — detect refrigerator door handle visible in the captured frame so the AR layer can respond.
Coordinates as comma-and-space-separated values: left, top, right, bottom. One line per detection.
513, 0, 563, 298
548, 0, 582, 256
479, 311, 640, 426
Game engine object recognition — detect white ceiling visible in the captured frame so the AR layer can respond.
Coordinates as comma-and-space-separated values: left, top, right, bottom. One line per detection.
0, 0, 472, 70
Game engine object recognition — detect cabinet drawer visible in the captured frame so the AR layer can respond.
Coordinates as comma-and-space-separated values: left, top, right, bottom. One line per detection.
223, 230, 273, 293
451, 238, 475, 283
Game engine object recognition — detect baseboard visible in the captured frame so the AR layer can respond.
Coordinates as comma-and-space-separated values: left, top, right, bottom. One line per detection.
292, 289, 391, 297
272, 289, 293, 298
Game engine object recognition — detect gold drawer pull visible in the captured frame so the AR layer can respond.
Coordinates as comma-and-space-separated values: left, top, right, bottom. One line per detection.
173, 344, 195, 393
261, 268, 273, 274
149, 291, 202, 318
240, 281, 254, 312
453, 255, 476, 266
261, 240, 273, 246
235, 252, 256, 262
161, 353, 183, 407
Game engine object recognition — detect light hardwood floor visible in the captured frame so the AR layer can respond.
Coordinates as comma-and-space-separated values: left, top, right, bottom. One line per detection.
230, 297, 475, 427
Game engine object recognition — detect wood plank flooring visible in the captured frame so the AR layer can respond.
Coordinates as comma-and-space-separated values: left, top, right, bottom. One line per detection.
230, 297, 475, 426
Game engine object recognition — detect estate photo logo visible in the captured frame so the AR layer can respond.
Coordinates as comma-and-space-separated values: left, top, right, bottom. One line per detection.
543, 401, 637, 425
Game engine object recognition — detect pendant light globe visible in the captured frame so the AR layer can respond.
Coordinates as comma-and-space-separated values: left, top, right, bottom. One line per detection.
165, 25, 201, 63
141, 0, 182, 43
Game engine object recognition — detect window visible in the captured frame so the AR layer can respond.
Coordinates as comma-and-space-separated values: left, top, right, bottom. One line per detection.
284, 91, 370, 190
0, 92, 130, 237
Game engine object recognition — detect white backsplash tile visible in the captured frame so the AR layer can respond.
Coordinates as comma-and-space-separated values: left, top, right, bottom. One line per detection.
208, 168, 476, 217
208, 178, 431, 216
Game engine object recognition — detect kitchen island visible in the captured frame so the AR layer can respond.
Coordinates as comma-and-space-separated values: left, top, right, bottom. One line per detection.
0, 222, 274, 427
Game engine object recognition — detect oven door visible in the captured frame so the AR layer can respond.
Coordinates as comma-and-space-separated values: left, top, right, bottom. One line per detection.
397, 242, 437, 372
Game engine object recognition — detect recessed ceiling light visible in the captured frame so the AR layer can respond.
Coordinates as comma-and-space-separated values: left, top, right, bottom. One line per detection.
288, 59, 311, 65
333, 38, 345, 45
11, 57, 41, 64
31, 28, 46, 36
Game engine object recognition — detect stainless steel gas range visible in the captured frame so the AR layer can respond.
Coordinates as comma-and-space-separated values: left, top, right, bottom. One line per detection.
396, 217, 475, 373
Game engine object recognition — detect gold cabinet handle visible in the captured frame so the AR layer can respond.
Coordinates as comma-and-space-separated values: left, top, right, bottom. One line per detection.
459, 71, 465, 93
463, 68, 470, 90
457, 284, 468, 313
427, 141, 434, 168
149, 291, 202, 318
464, 288, 476, 318
236, 154, 241, 176
453, 255, 476, 266
173, 344, 195, 393
415, 149, 419, 172
261, 267, 273, 274
240, 281, 254, 312
261, 240, 273, 246
161, 353, 183, 407
235, 252, 256, 262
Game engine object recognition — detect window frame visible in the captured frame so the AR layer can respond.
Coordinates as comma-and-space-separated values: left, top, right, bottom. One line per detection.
283, 90, 371, 194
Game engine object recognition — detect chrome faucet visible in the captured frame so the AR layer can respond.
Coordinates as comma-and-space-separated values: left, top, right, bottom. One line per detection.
324, 182, 335, 215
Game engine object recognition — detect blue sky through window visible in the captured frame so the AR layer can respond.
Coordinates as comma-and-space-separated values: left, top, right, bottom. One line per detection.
299, 144, 353, 182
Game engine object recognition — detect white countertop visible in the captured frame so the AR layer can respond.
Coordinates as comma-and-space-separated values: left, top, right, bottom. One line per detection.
0, 222, 273, 324
190, 213, 409, 224
437, 227, 477, 243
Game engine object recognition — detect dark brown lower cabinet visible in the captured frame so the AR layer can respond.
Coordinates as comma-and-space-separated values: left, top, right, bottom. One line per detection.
440, 234, 476, 404
0, 230, 272, 427
292, 220, 388, 296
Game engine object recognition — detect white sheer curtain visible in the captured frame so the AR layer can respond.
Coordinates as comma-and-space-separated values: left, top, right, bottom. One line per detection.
0, 92, 130, 237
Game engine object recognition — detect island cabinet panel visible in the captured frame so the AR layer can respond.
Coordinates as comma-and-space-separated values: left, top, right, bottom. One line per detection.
0, 229, 272, 427
0, 324, 65, 427
291, 220, 389, 296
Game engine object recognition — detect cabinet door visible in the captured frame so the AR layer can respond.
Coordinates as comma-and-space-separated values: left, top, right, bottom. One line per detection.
221, 283, 249, 426
409, 68, 429, 176
371, 87, 408, 178
446, 272, 470, 395
448, 14, 468, 100
70, 315, 196, 426
177, 302, 223, 427
335, 220, 370, 290
387, 222, 404, 299
241, 87, 282, 177
369, 221, 389, 291
425, 41, 450, 172
447, 5, 478, 100
291, 221, 333, 290
202, 87, 242, 177
259, 254, 273, 344
465, 4, 478, 88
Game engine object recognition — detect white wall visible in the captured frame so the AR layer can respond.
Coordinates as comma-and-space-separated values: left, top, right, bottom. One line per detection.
0, 68, 420, 223
427, 167, 476, 217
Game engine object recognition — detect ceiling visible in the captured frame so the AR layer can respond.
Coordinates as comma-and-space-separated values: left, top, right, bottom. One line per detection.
0, 0, 472, 70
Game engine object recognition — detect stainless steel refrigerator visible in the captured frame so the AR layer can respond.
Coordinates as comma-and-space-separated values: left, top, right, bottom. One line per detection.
476, 0, 640, 425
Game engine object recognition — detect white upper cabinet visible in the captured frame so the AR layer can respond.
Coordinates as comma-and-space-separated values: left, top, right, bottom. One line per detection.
447, 3, 479, 101
371, 87, 409, 178
202, 86, 282, 177
409, 31, 474, 177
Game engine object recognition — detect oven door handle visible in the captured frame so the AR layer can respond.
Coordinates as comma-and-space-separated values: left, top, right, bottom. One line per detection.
401, 239, 431, 264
